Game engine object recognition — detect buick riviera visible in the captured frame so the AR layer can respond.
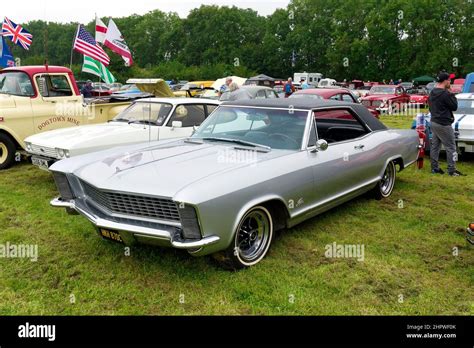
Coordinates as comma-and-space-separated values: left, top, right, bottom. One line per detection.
50, 99, 420, 269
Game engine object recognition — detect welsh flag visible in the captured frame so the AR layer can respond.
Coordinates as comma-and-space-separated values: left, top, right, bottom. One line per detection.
82, 55, 116, 84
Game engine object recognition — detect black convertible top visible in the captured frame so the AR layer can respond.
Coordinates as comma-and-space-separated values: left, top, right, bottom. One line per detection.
222, 98, 387, 131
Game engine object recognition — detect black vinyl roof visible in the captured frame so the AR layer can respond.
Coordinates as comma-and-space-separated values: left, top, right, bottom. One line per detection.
222, 98, 387, 131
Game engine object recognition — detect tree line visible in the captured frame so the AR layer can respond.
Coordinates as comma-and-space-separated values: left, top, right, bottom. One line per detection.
10, 0, 473, 83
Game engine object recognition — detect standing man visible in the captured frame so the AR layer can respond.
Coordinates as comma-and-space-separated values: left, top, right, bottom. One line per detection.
428, 72, 464, 176
284, 77, 295, 98
301, 79, 310, 90
81, 80, 93, 98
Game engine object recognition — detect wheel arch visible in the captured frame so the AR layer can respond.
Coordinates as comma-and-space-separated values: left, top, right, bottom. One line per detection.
0, 126, 23, 150
229, 195, 290, 246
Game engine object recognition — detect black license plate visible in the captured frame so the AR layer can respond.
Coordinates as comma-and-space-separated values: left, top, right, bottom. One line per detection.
99, 228, 124, 244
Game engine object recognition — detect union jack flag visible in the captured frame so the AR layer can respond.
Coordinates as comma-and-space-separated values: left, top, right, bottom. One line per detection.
1, 17, 33, 50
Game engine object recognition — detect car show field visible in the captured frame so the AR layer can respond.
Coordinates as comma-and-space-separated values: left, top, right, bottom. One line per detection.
0, 114, 472, 315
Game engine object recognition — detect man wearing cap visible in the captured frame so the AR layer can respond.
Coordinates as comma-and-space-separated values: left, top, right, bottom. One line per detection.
428, 72, 464, 176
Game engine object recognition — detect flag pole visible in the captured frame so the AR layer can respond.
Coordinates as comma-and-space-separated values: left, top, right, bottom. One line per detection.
70, 24, 80, 70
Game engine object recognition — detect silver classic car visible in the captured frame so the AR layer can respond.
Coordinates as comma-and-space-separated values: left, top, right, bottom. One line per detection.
49, 99, 420, 269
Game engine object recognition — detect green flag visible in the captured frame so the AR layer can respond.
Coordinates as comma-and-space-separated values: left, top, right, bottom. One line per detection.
82, 55, 116, 84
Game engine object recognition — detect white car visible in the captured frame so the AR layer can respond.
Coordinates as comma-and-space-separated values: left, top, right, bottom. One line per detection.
25, 98, 220, 170
317, 78, 337, 88
454, 93, 474, 153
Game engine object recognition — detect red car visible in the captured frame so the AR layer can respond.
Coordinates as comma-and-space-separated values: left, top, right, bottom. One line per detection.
451, 78, 465, 94
290, 88, 380, 118
361, 85, 410, 114
406, 87, 429, 107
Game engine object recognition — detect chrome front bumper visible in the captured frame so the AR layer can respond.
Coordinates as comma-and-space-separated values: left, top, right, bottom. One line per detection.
50, 197, 220, 250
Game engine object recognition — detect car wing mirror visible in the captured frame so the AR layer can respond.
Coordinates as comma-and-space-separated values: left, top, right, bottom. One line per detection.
315, 139, 329, 152
171, 121, 183, 129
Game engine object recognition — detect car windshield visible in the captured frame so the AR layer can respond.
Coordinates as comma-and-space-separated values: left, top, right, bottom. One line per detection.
456, 99, 474, 114
192, 106, 308, 150
370, 86, 396, 94
289, 93, 323, 100
0, 71, 34, 97
112, 102, 173, 125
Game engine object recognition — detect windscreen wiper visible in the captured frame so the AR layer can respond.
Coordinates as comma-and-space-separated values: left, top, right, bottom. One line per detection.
128, 120, 157, 125
200, 137, 271, 152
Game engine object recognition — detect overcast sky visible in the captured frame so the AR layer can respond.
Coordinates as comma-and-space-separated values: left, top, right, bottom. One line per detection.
6, 0, 290, 23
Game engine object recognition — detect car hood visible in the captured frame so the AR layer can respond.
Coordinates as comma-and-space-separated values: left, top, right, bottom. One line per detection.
68, 140, 288, 199
25, 122, 153, 149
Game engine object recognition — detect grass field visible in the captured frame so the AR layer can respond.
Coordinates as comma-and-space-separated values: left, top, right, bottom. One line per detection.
0, 115, 473, 315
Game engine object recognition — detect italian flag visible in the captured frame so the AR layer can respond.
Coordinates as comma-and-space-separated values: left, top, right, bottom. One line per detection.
82, 55, 116, 84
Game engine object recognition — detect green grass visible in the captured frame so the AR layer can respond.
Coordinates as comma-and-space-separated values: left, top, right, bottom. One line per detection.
0, 114, 473, 315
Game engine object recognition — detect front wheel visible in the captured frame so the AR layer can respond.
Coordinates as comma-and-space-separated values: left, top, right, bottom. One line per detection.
0, 133, 16, 170
372, 161, 397, 200
213, 206, 273, 270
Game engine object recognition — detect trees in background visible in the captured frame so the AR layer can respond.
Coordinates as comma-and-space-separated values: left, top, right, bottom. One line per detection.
10, 0, 473, 82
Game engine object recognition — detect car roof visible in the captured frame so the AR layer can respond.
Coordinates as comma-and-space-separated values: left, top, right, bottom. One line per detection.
221, 98, 387, 131
134, 98, 220, 105
294, 88, 352, 98
239, 86, 273, 91
2, 65, 73, 75
456, 93, 474, 99
222, 98, 354, 110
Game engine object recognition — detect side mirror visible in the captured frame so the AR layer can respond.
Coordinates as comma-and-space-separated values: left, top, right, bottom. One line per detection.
315, 139, 329, 152
38, 77, 49, 97
171, 121, 183, 129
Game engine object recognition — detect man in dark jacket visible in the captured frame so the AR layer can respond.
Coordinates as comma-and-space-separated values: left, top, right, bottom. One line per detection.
428, 72, 464, 176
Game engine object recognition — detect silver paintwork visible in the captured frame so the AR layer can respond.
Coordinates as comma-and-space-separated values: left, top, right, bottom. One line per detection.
49, 103, 420, 257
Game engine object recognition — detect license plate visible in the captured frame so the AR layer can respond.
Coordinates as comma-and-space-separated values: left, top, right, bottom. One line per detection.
31, 156, 50, 170
99, 228, 124, 244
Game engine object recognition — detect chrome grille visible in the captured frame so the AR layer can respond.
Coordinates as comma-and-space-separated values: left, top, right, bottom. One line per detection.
372, 100, 382, 107
361, 100, 371, 107
29, 144, 57, 158
81, 181, 180, 222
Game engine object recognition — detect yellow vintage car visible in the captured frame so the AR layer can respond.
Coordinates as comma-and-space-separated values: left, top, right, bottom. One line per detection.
0, 66, 131, 169
173, 81, 215, 98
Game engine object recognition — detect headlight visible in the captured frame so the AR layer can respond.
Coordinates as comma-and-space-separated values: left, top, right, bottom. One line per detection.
65, 150, 70, 158
25, 142, 32, 151
57, 148, 65, 158
380, 103, 385, 108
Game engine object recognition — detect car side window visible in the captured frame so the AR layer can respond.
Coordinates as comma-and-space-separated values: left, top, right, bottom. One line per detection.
329, 94, 341, 101
36, 75, 73, 97
266, 90, 278, 98
256, 90, 267, 99
342, 93, 355, 103
206, 104, 218, 116
313, 109, 370, 144
168, 104, 206, 127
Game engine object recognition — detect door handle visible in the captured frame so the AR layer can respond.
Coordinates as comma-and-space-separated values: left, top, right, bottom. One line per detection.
354, 144, 365, 150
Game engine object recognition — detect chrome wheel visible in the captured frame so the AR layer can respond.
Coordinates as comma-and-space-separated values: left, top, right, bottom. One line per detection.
0, 143, 7, 164
234, 206, 273, 265
379, 161, 396, 197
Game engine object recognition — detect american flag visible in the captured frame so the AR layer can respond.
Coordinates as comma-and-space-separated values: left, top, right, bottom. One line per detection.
1, 17, 33, 50
73, 25, 110, 66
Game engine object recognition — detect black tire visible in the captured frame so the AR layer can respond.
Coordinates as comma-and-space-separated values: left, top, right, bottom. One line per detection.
0, 133, 16, 170
372, 161, 396, 200
213, 206, 273, 270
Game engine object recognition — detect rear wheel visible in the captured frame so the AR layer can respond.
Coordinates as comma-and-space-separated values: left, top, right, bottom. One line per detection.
372, 161, 396, 200
213, 206, 273, 270
0, 134, 16, 170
